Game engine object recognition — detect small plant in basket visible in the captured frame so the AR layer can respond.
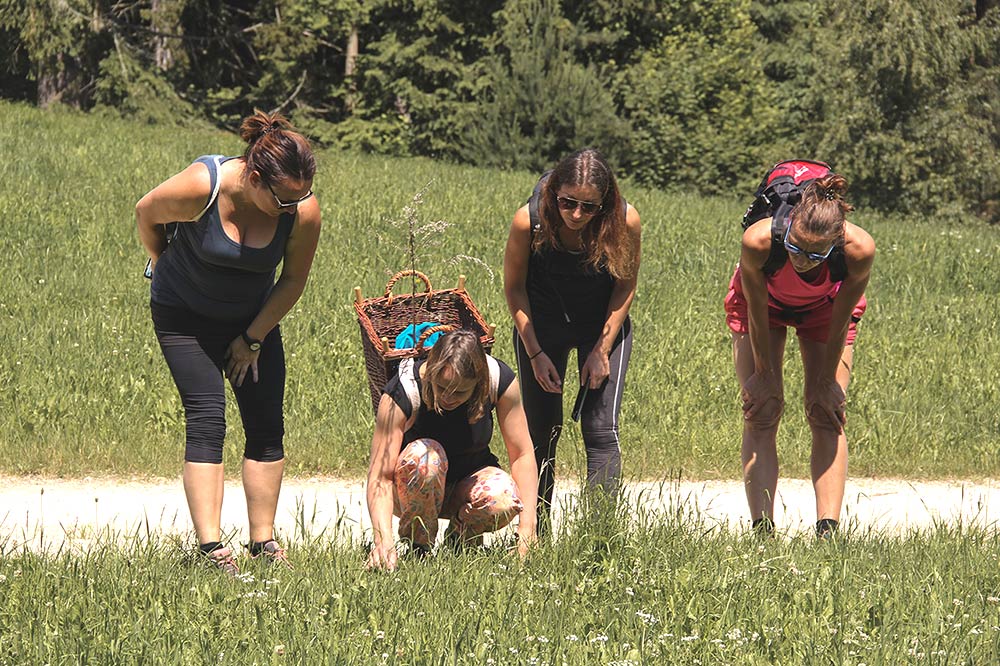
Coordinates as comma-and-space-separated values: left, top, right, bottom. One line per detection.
354, 183, 497, 412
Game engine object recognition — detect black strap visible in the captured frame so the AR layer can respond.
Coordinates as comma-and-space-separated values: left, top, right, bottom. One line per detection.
527, 171, 551, 236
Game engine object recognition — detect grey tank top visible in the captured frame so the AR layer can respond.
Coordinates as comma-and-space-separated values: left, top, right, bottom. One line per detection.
150, 155, 296, 322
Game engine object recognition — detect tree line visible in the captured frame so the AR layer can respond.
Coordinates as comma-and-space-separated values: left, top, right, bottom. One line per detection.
2, 0, 998, 219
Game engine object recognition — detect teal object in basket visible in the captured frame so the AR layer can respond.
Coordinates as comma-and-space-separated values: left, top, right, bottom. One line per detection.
394, 321, 445, 350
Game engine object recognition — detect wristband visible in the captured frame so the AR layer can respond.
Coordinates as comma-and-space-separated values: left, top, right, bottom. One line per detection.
241, 331, 262, 352
528, 349, 544, 360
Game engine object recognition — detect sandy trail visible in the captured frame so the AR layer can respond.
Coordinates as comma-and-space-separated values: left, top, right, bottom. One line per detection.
2, 476, 999, 552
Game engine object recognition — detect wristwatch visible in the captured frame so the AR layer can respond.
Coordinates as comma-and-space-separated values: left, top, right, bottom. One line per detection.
241, 331, 262, 352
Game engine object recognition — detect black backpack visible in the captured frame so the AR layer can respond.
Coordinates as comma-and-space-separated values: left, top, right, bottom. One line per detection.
742, 159, 846, 281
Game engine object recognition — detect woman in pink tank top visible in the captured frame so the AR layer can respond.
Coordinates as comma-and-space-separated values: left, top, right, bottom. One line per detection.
724, 173, 875, 539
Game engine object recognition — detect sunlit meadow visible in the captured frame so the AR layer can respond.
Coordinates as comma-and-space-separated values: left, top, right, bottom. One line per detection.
3, 504, 1000, 664
1, 100, 999, 481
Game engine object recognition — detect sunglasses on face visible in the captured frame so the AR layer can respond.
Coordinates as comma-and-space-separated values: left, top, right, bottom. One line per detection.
556, 196, 602, 216
783, 219, 835, 262
266, 180, 314, 208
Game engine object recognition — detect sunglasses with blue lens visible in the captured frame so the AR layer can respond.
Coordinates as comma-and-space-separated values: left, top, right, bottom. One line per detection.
783, 219, 835, 262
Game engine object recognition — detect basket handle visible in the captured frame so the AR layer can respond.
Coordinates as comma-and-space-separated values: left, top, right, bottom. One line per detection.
384, 270, 433, 306
415, 324, 455, 353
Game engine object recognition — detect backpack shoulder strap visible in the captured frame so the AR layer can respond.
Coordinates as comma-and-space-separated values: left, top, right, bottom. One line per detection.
189, 155, 225, 222
397, 358, 421, 415
485, 355, 501, 404
762, 204, 791, 276
829, 248, 848, 282
527, 171, 552, 236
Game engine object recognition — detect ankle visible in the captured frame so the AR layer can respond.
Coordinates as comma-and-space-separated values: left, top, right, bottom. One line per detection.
751, 517, 775, 536
816, 518, 839, 538
199, 541, 224, 555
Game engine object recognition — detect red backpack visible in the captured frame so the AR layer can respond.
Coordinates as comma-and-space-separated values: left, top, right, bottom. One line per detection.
742, 159, 846, 281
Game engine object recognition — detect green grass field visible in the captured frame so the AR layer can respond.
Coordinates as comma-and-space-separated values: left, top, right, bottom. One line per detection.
2, 508, 1000, 664
1, 101, 998, 479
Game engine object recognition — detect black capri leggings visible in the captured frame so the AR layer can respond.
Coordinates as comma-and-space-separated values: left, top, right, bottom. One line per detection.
513, 317, 633, 523
151, 302, 285, 464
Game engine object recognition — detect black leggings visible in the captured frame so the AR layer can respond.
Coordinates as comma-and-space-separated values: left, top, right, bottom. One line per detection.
151, 302, 285, 464
513, 318, 633, 524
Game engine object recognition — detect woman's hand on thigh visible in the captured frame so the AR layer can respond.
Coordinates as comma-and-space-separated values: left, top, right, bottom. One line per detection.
225, 336, 260, 387
530, 353, 563, 393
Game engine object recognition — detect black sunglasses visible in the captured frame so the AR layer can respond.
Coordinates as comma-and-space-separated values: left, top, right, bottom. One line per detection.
556, 196, 602, 216
266, 180, 314, 208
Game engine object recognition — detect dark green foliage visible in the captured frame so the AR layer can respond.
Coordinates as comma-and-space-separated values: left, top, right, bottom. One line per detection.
613, 0, 781, 193
0, 0, 998, 217
805, 0, 999, 216
456, 0, 628, 171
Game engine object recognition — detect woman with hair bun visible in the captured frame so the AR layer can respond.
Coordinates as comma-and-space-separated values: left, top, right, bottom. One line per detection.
725, 173, 875, 539
136, 110, 320, 573
365, 329, 538, 571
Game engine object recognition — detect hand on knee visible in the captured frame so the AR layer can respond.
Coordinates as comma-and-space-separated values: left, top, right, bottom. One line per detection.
746, 396, 784, 430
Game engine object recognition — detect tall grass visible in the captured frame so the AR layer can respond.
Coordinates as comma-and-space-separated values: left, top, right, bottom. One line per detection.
2, 507, 1000, 663
1, 101, 998, 478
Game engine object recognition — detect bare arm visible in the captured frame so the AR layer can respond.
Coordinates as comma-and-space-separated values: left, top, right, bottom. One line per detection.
503, 206, 542, 355
821, 222, 875, 379
739, 220, 777, 375
495, 379, 538, 555
365, 394, 412, 571
582, 205, 642, 388
224, 197, 322, 387
737, 219, 783, 419
134, 162, 212, 266
504, 205, 562, 393
245, 197, 322, 342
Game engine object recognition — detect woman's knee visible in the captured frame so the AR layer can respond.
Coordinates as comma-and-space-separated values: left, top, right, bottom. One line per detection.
183, 400, 226, 463
244, 434, 284, 462
456, 469, 524, 532
396, 438, 449, 485
747, 396, 785, 430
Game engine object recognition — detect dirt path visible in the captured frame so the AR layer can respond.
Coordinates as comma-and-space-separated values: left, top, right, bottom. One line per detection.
2, 476, 999, 551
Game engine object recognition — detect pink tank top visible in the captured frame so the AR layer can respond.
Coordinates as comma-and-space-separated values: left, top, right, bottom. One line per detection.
763, 260, 840, 310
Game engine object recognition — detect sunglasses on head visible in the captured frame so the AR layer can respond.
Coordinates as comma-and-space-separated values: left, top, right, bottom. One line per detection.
783, 219, 835, 262
266, 180, 314, 208
556, 196, 602, 215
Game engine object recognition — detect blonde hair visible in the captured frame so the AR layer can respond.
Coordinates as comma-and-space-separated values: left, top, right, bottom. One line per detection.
420, 330, 490, 422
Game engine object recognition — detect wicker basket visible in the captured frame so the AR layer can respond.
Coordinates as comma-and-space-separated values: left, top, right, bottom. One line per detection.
354, 270, 496, 413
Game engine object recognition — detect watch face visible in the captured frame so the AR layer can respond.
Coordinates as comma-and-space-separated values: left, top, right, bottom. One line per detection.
250, 342, 261, 352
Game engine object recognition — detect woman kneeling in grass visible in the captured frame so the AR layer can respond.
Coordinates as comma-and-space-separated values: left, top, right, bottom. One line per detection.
366, 330, 538, 570
726, 173, 875, 538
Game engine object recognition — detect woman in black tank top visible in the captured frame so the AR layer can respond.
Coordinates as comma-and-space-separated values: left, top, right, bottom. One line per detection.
135, 110, 321, 574
503, 148, 642, 534
366, 330, 539, 571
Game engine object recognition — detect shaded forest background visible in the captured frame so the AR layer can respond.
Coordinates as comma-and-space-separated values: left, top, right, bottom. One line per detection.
2, 0, 998, 219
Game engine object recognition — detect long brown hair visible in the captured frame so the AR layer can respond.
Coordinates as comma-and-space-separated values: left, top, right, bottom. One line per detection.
420, 330, 491, 423
239, 110, 316, 186
535, 148, 636, 280
791, 174, 854, 245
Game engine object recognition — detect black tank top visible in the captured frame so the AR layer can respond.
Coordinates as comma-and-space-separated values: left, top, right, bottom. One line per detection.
150, 155, 295, 322
526, 243, 615, 329
383, 357, 515, 484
